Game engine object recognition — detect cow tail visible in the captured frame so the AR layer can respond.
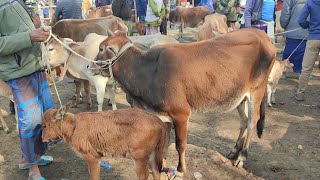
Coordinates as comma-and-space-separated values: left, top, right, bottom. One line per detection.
257, 90, 266, 138
155, 122, 171, 172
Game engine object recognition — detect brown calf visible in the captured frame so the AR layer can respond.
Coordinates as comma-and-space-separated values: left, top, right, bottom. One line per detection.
92, 28, 276, 176
85, 5, 112, 19
42, 103, 171, 180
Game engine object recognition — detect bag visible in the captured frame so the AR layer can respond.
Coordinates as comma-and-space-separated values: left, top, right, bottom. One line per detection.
261, 0, 275, 22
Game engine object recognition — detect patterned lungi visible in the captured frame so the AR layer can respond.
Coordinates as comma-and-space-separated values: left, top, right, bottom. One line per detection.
6, 71, 54, 164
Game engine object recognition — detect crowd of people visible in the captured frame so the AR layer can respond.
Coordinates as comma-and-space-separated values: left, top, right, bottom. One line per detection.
0, 0, 319, 179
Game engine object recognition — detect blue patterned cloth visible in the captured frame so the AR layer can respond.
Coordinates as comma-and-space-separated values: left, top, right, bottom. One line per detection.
6, 71, 54, 164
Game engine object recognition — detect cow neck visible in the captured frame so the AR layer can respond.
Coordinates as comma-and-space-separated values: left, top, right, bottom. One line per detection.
111, 46, 155, 96
60, 114, 76, 143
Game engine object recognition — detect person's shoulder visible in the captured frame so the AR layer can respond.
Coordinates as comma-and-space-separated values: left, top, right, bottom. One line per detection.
0, 0, 19, 11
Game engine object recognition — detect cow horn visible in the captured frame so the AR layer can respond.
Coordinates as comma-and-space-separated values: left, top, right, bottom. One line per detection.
107, 30, 113, 37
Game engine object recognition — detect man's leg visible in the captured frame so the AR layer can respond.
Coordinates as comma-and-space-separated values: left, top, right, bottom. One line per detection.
296, 40, 320, 100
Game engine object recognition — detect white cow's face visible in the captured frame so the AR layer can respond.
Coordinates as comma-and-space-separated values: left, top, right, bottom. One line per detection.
47, 38, 76, 67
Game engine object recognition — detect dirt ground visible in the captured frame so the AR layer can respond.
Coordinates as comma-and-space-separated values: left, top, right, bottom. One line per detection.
1, 31, 320, 180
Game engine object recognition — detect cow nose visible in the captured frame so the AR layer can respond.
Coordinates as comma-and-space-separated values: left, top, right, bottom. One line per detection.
87, 65, 89, 69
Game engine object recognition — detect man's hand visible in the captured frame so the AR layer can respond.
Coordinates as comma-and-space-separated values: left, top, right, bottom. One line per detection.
29, 28, 50, 42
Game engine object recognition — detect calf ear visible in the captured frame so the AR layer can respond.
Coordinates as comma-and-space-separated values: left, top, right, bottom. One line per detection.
52, 108, 63, 122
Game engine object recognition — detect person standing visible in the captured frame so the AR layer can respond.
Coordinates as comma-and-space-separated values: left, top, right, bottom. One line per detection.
54, 0, 82, 22
96, 0, 113, 7
112, 0, 134, 36
145, 0, 165, 35
136, 0, 148, 22
215, 0, 238, 29
199, 0, 214, 14
294, 0, 320, 101
280, 0, 308, 75
0, 0, 54, 179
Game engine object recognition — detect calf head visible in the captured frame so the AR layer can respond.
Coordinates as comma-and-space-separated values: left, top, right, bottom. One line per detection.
281, 59, 294, 73
42, 102, 73, 142
47, 38, 79, 67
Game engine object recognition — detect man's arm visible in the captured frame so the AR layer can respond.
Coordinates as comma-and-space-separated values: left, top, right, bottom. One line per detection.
0, 28, 50, 56
298, 1, 310, 29
280, 0, 292, 29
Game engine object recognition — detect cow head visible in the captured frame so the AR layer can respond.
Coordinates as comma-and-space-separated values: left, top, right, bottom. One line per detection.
42, 102, 72, 142
90, 31, 132, 77
47, 38, 79, 67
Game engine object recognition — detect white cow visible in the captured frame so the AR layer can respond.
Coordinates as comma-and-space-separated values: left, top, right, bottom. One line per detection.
48, 33, 179, 111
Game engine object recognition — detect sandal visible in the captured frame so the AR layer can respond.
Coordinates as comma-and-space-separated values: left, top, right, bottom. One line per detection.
28, 171, 46, 180
19, 156, 53, 170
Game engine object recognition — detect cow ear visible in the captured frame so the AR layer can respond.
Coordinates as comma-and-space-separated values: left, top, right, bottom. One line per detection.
52, 107, 63, 122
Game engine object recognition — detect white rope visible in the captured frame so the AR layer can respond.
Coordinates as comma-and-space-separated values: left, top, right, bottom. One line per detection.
273, 27, 303, 36
286, 34, 308, 61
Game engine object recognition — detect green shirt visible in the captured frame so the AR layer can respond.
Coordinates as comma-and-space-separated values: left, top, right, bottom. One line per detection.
0, 0, 43, 81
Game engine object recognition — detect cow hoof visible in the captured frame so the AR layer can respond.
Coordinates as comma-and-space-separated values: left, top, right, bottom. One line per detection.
227, 151, 238, 159
271, 101, 276, 104
4, 128, 11, 134
71, 104, 78, 108
86, 105, 93, 110
268, 103, 272, 107
233, 152, 247, 168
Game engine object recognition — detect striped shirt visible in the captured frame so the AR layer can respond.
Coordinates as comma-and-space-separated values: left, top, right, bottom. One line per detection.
54, 0, 82, 20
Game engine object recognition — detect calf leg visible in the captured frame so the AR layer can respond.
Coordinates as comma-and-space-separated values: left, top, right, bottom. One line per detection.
92, 77, 108, 111
271, 88, 277, 104
267, 84, 272, 107
0, 109, 10, 133
106, 85, 117, 110
228, 99, 248, 159
234, 89, 265, 168
149, 151, 161, 180
83, 80, 93, 109
86, 158, 100, 180
73, 80, 82, 107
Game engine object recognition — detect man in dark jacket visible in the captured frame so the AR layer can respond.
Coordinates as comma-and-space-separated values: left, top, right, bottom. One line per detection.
294, 0, 320, 101
136, 0, 147, 22
112, 0, 133, 35
54, 0, 83, 22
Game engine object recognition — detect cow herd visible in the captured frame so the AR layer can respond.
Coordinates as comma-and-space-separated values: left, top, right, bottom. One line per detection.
0, 6, 285, 180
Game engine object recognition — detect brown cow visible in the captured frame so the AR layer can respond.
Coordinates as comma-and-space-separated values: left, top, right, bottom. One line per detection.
42, 103, 171, 180
197, 13, 228, 41
91, 28, 276, 176
169, 6, 211, 38
84, 5, 112, 19
51, 16, 128, 42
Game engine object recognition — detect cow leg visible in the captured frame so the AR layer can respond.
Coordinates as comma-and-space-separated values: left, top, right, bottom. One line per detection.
228, 99, 248, 159
72, 80, 82, 107
170, 108, 191, 175
179, 23, 184, 39
92, 78, 108, 112
134, 158, 149, 180
267, 84, 272, 107
234, 90, 265, 168
83, 80, 93, 109
86, 158, 100, 180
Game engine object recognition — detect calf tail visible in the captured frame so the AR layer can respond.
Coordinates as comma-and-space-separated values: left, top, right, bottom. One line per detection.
155, 122, 171, 172
257, 91, 266, 138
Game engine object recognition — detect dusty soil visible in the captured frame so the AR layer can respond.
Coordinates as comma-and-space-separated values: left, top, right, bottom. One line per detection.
1, 31, 320, 180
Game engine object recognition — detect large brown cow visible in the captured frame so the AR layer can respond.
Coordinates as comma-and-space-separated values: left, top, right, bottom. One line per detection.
51, 16, 128, 42
169, 6, 211, 38
91, 28, 276, 176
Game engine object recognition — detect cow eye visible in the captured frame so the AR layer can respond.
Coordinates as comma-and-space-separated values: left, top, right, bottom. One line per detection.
42, 125, 46, 128
48, 48, 54, 51
99, 47, 103, 52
